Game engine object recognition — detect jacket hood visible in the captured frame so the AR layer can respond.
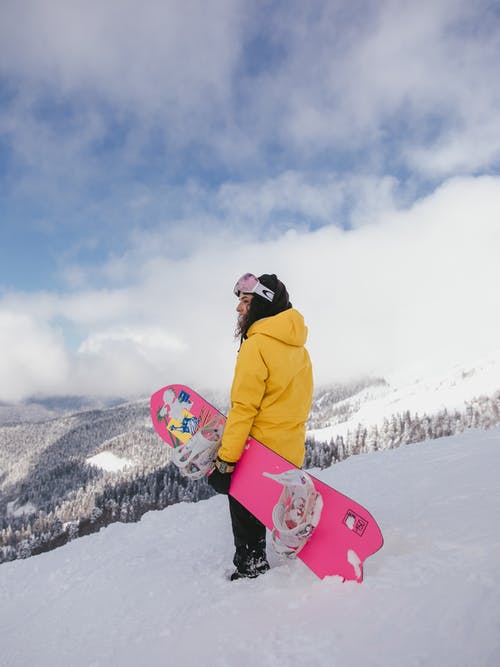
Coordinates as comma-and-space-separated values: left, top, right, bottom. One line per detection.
247, 308, 308, 347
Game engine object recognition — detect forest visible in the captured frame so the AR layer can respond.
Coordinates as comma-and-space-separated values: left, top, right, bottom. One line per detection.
304, 392, 500, 468
1, 387, 498, 564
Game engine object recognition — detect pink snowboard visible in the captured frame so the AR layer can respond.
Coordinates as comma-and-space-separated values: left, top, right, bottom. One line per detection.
151, 384, 383, 581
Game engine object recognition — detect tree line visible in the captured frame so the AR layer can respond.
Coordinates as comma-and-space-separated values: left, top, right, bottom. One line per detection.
304, 392, 500, 469
0, 461, 214, 563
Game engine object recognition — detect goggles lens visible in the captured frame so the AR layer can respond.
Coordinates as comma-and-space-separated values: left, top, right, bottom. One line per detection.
233, 273, 274, 302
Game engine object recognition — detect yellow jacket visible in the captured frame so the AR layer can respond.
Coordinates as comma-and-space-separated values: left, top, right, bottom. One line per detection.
218, 308, 313, 467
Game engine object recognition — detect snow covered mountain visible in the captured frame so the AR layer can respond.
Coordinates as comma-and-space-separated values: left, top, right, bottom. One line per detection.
0, 399, 215, 563
1, 357, 498, 563
0, 395, 130, 425
1, 426, 499, 667
308, 354, 500, 441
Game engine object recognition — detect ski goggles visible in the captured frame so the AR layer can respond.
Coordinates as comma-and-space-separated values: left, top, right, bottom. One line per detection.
233, 273, 274, 302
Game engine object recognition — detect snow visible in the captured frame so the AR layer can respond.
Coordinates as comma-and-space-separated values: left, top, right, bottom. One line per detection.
1, 427, 499, 667
309, 354, 500, 441
86, 451, 133, 472
6, 500, 37, 517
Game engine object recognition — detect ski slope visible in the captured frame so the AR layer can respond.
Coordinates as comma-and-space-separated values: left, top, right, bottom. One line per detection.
1, 427, 499, 667
309, 354, 500, 441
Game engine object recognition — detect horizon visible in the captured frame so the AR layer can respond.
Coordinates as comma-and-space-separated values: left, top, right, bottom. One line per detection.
1, 1, 499, 402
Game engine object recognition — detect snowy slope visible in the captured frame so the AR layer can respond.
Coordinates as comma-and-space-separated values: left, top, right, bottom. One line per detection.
1, 427, 499, 667
309, 354, 500, 440
86, 451, 133, 472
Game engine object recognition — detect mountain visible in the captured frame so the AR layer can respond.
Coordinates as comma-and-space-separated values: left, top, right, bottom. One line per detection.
1, 358, 499, 563
1, 426, 499, 667
308, 355, 499, 439
0, 398, 216, 562
0, 395, 131, 425
303, 357, 499, 470
0, 389, 228, 426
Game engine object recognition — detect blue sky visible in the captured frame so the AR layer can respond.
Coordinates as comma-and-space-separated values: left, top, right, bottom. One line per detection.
0, 0, 499, 401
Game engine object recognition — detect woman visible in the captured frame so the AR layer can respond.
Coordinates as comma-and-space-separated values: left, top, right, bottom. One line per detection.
208, 273, 313, 580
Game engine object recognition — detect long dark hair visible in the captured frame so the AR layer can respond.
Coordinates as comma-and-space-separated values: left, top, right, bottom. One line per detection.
236, 274, 292, 339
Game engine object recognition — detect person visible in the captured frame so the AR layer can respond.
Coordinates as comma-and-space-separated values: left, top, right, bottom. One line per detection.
208, 273, 313, 580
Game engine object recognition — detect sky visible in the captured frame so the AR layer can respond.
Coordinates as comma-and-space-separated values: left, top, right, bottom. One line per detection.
0, 0, 499, 402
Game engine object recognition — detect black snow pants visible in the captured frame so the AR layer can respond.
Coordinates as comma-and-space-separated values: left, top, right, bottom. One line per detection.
228, 495, 266, 548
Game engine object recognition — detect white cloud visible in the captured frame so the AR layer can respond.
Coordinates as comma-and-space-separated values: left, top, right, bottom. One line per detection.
0, 0, 244, 112
216, 172, 344, 228
1, 175, 498, 402
231, 0, 500, 178
77, 327, 186, 356
73, 326, 189, 398
408, 122, 500, 177
216, 171, 401, 230
2, 0, 499, 185
0, 310, 69, 402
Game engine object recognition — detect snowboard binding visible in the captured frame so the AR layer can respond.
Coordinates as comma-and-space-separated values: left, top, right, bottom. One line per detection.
171, 423, 223, 480
263, 469, 323, 558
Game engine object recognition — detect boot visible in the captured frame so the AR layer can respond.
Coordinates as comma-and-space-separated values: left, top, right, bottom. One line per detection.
230, 543, 270, 581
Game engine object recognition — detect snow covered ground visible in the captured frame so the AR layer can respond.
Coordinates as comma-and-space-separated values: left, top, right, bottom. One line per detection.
309, 354, 500, 441
1, 427, 499, 667
86, 451, 133, 472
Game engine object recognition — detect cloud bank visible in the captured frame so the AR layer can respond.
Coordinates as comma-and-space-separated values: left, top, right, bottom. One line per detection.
2, 1, 500, 191
1, 175, 498, 401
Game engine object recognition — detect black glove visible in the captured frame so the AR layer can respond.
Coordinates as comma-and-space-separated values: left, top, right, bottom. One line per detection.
208, 457, 237, 495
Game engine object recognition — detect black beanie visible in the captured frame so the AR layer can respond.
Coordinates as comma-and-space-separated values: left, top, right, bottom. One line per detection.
238, 273, 293, 338
255, 274, 292, 316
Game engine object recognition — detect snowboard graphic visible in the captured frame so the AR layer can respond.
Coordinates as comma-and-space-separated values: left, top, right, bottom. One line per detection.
151, 384, 384, 581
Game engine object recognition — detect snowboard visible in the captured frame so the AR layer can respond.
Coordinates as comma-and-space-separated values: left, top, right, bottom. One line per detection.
150, 384, 384, 581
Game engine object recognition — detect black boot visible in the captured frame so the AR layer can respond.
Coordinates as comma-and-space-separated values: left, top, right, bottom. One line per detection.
230, 542, 270, 581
